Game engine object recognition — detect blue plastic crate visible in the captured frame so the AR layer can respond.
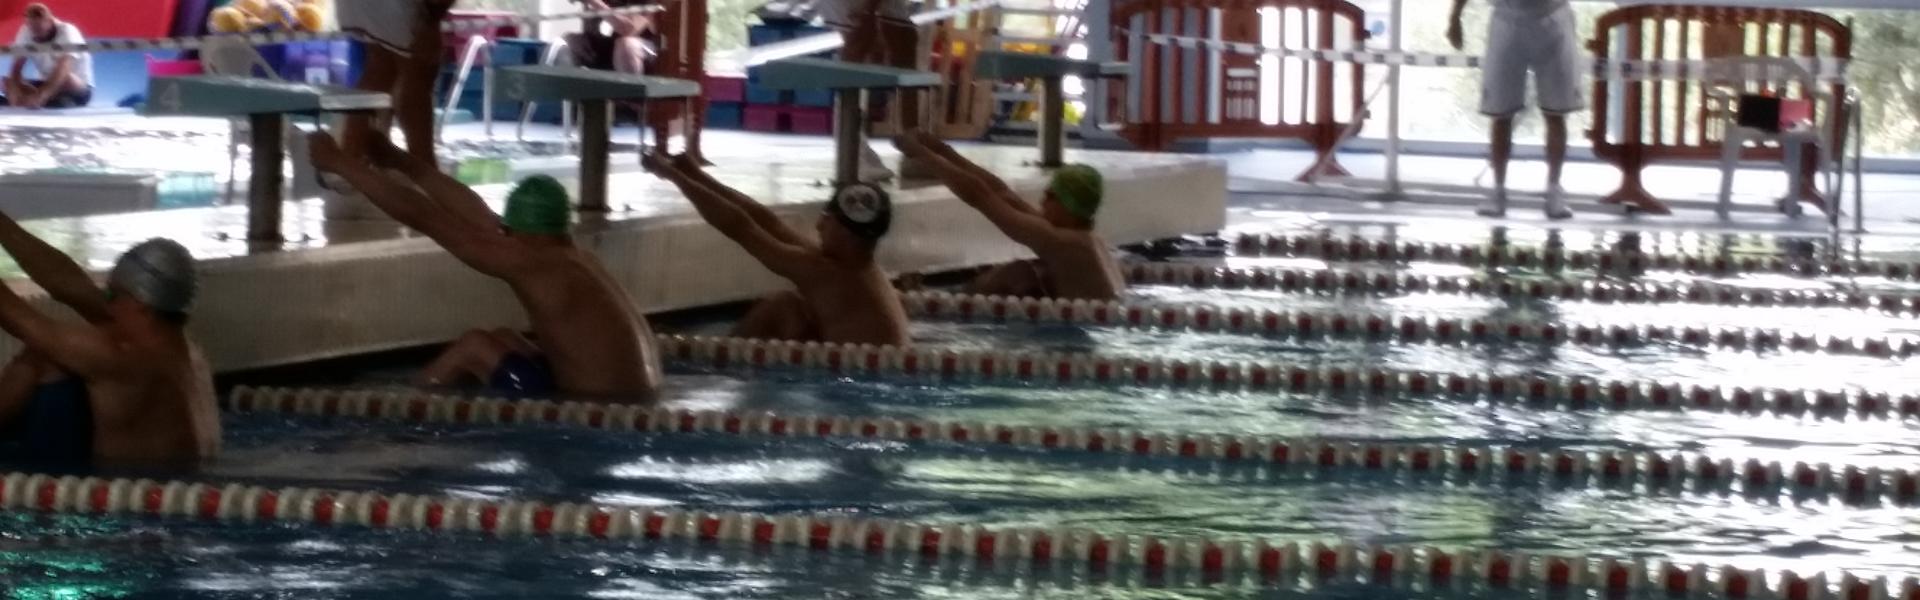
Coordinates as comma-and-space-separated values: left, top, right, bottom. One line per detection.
748, 24, 792, 47
743, 67, 788, 105
792, 88, 833, 108
705, 101, 744, 129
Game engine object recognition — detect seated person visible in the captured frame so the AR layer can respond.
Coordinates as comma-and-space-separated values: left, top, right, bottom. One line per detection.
895, 132, 1123, 300
565, 0, 657, 76
0, 223, 218, 465
2, 3, 94, 109
646, 153, 910, 346
308, 131, 663, 400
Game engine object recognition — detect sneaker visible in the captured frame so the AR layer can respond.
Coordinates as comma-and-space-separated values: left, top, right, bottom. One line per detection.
858, 143, 894, 184
1476, 188, 1508, 217
1543, 186, 1574, 220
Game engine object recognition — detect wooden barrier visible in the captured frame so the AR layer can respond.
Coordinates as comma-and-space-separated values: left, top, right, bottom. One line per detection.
1588, 5, 1851, 215
646, 0, 710, 160
1110, 0, 1367, 181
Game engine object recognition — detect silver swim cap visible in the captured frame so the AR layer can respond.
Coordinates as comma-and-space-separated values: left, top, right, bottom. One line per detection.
109, 238, 197, 314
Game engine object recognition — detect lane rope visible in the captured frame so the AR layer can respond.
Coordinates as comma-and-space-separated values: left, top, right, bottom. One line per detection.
0, 4, 667, 58
1120, 262, 1920, 317
1232, 233, 1920, 282
897, 289, 1920, 361
229, 385, 1920, 508
644, 334, 1918, 421
1135, 32, 1850, 83
2, 470, 1912, 598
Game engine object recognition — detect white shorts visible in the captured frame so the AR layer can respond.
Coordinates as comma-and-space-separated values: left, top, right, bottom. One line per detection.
337, 0, 422, 57
816, 0, 913, 31
1479, 4, 1585, 117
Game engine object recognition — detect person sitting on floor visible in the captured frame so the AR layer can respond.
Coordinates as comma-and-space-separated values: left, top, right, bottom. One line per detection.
2, 3, 94, 109
895, 132, 1123, 301
646, 153, 910, 346
0, 221, 218, 466
307, 131, 663, 401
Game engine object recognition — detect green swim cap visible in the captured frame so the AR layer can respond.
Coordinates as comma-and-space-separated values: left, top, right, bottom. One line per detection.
1048, 164, 1103, 221
502, 175, 572, 236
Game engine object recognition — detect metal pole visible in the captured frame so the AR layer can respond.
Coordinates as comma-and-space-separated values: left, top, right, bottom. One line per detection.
1852, 94, 1865, 234
247, 113, 286, 243
483, 64, 495, 138
579, 99, 612, 212
833, 88, 866, 187
1383, 0, 1403, 196
1039, 75, 1066, 167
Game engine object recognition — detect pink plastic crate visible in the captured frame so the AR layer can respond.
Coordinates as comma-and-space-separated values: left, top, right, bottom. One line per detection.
744, 105, 783, 132
146, 56, 203, 77
786, 107, 832, 135
705, 77, 746, 103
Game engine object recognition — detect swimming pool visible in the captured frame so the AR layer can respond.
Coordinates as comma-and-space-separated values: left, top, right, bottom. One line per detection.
3, 224, 1919, 598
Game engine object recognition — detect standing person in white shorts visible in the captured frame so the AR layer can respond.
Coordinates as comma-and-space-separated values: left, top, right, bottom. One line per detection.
331, 0, 458, 167
1449, 0, 1581, 220
816, 0, 926, 183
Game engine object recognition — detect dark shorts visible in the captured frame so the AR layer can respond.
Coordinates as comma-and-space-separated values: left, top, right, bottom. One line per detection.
2, 81, 92, 109
0, 378, 93, 464
488, 353, 557, 396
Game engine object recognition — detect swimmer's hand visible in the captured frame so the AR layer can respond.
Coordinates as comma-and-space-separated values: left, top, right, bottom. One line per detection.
892, 133, 929, 158
306, 132, 347, 172
1445, 18, 1464, 51
640, 151, 674, 175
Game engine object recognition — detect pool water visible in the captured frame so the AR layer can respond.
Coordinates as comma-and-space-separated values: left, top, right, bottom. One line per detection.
4, 223, 1920, 597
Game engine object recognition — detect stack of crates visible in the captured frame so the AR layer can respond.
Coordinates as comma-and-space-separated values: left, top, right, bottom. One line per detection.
739, 19, 836, 134
705, 75, 747, 129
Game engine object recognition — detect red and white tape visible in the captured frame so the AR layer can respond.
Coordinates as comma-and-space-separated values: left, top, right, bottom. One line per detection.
229, 386, 1920, 507
1232, 232, 1918, 281
898, 290, 1919, 361
647, 334, 1920, 422
1121, 262, 1920, 317
3, 470, 1911, 598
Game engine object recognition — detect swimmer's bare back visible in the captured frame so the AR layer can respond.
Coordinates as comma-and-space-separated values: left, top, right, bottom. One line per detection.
792, 260, 911, 347
87, 331, 219, 465
1027, 231, 1124, 301
504, 247, 662, 400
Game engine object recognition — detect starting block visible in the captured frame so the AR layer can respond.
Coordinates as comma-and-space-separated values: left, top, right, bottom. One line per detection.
143, 76, 388, 243
755, 57, 941, 187
493, 66, 700, 212
975, 51, 1127, 168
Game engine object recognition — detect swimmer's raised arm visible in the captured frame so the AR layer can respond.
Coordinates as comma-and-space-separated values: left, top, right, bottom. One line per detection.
0, 279, 117, 377
308, 133, 527, 277
661, 154, 811, 247
895, 135, 1057, 248
898, 133, 1035, 216
647, 155, 819, 277
0, 210, 107, 321
364, 134, 506, 233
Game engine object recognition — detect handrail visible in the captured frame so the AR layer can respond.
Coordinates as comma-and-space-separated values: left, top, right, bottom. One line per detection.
438, 34, 494, 137
516, 39, 575, 144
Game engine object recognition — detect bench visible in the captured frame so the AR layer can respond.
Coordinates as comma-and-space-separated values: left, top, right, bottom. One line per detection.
974, 50, 1127, 167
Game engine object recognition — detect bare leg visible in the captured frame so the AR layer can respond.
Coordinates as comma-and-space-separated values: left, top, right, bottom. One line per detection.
732, 291, 818, 342
418, 330, 514, 387
613, 37, 648, 75
341, 47, 402, 158
1542, 115, 1572, 219
880, 20, 921, 130
965, 262, 1048, 298
1490, 117, 1514, 191
397, 18, 446, 164
1478, 116, 1515, 217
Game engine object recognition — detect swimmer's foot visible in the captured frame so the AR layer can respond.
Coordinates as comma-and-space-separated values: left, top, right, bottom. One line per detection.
1543, 185, 1573, 220
1476, 188, 1508, 218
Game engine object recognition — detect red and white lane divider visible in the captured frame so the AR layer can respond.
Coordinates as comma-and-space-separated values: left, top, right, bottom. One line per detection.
647, 335, 1920, 422
3, 470, 1913, 598
898, 290, 1920, 361
1233, 232, 1920, 281
229, 386, 1920, 507
1121, 262, 1920, 317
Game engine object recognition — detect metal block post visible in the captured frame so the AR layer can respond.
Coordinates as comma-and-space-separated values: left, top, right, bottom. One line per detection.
247, 113, 286, 242
579, 99, 613, 212
834, 88, 867, 187
1038, 75, 1067, 168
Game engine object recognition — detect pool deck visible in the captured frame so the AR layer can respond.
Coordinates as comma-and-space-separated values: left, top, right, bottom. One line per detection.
0, 131, 1226, 371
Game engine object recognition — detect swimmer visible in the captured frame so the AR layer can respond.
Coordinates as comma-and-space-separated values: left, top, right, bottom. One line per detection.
330, 0, 458, 165
645, 153, 910, 346
0, 222, 217, 465
894, 132, 1124, 301
308, 132, 662, 400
